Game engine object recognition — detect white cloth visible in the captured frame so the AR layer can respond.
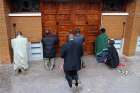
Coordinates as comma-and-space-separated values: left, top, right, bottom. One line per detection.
11, 35, 29, 70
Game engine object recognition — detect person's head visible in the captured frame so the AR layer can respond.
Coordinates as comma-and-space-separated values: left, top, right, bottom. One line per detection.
45, 29, 49, 34
44, 29, 51, 36
75, 28, 81, 34
52, 31, 57, 36
16, 32, 22, 37
68, 33, 74, 41
109, 39, 115, 45
100, 28, 106, 33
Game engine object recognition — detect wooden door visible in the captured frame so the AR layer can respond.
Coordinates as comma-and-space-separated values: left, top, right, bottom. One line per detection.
41, 1, 101, 55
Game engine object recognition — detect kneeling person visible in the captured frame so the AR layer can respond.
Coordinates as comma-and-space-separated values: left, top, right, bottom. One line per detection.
95, 28, 109, 63
42, 30, 58, 70
74, 28, 85, 68
106, 40, 120, 68
11, 32, 29, 75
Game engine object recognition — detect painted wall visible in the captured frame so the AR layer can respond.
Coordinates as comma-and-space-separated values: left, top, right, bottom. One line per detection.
102, 15, 128, 39
10, 16, 42, 42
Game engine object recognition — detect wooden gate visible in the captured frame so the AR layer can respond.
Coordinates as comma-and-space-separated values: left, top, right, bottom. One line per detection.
41, 0, 101, 55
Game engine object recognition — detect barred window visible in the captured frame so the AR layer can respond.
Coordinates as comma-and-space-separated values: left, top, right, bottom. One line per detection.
102, 0, 127, 12
10, 0, 40, 12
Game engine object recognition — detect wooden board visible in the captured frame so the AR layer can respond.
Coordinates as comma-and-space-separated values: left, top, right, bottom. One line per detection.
41, 1, 101, 55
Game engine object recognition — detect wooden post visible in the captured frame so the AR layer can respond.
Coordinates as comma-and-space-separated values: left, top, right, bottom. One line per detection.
123, 0, 140, 56
0, 0, 11, 64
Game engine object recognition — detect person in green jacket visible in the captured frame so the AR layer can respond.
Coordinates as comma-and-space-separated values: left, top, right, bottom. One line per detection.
95, 28, 109, 63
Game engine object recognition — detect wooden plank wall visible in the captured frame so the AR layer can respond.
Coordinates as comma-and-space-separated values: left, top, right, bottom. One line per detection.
41, 0, 101, 55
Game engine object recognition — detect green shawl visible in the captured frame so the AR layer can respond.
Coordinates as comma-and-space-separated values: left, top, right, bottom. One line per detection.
95, 33, 109, 56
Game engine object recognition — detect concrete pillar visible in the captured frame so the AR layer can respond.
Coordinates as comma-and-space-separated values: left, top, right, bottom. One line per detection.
0, 0, 11, 63
123, 0, 140, 56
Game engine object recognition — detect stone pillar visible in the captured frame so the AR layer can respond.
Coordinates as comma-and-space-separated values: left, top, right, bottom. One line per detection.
0, 0, 11, 64
123, 0, 140, 56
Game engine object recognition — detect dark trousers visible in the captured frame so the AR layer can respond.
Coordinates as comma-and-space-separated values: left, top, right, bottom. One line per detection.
64, 70, 78, 88
96, 50, 109, 63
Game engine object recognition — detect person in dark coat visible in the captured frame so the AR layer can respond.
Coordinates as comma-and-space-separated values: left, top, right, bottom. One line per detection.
74, 28, 85, 68
74, 28, 85, 45
61, 33, 83, 88
42, 30, 58, 70
106, 39, 120, 68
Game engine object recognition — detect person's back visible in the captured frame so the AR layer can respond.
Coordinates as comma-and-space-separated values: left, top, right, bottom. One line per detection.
42, 30, 58, 70
42, 34, 58, 58
95, 28, 109, 63
74, 34, 85, 45
74, 28, 85, 68
61, 34, 83, 88
106, 40, 119, 68
11, 32, 29, 73
61, 40, 83, 71
95, 33, 109, 55
74, 28, 85, 45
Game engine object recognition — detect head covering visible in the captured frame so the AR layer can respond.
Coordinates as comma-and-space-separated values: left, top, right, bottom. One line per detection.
76, 28, 80, 34
16, 32, 22, 37
100, 28, 106, 33
109, 39, 115, 45
68, 33, 74, 41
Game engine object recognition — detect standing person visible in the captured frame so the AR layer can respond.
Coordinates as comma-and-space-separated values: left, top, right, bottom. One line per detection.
95, 28, 109, 63
61, 34, 83, 89
74, 28, 85, 68
11, 32, 29, 75
42, 30, 58, 70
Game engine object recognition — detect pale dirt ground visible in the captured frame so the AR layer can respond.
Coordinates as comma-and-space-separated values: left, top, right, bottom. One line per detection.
0, 54, 140, 93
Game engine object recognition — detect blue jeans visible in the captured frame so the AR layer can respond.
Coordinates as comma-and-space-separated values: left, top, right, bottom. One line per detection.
96, 50, 108, 63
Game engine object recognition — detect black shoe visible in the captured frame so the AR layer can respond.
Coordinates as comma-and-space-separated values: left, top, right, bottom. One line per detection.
15, 69, 19, 75
81, 62, 86, 68
75, 80, 78, 87
18, 69, 22, 73
82, 64, 86, 68
68, 81, 72, 88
